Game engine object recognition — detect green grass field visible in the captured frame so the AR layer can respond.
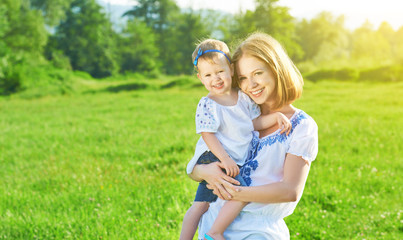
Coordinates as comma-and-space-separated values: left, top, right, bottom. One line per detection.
0, 77, 402, 239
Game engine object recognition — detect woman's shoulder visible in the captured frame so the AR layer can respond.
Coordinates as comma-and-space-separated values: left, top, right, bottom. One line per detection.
291, 109, 317, 130
287, 109, 319, 162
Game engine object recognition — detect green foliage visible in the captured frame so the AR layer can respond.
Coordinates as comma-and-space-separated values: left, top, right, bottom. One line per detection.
1, 0, 47, 55
304, 64, 403, 82
0, 5, 9, 38
229, 10, 257, 40
0, 54, 24, 95
124, 0, 186, 74
304, 68, 359, 82
117, 19, 159, 73
254, 0, 303, 60
124, 0, 179, 34
30, 0, 75, 26
53, 0, 118, 78
229, 0, 303, 60
359, 64, 403, 82
351, 21, 392, 66
393, 26, 403, 63
163, 11, 209, 74
160, 75, 200, 89
0, 80, 401, 238
1, 0, 403, 96
5, 63, 76, 98
297, 12, 350, 63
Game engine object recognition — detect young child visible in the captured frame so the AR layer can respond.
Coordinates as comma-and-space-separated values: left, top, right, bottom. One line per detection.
180, 39, 291, 240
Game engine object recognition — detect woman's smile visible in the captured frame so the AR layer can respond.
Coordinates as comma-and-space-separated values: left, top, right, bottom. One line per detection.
250, 88, 264, 97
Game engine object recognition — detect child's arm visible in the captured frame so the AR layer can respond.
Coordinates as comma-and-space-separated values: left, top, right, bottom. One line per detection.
253, 112, 292, 135
201, 132, 239, 177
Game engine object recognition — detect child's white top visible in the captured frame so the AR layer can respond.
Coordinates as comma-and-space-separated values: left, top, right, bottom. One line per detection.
186, 90, 261, 174
197, 109, 319, 239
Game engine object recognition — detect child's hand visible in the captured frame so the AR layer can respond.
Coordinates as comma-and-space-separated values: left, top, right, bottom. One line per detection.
218, 158, 240, 177
277, 112, 292, 135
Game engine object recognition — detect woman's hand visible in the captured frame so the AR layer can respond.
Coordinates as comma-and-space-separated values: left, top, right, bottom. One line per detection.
191, 162, 240, 199
208, 178, 243, 201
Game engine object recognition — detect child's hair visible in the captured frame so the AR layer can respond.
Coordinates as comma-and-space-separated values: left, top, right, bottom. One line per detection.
232, 32, 304, 110
192, 39, 231, 70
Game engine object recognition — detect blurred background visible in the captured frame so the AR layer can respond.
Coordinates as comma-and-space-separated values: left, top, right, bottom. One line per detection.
1, 0, 403, 96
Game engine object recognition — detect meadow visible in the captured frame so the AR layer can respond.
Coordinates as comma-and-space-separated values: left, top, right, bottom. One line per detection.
0, 76, 402, 239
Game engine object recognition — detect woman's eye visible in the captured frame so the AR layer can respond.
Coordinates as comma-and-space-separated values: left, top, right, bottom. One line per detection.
255, 71, 262, 76
239, 77, 246, 81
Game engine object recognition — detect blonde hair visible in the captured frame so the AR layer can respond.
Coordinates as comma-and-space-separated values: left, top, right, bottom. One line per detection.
232, 33, 304, 110
192, 39, 231, 70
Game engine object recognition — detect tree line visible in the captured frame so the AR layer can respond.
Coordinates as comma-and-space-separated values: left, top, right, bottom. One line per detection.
1, 0, 403, 94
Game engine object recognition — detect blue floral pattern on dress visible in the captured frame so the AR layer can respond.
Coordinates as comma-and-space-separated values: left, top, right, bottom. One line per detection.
258, 111, 306, 151
240, 110, 307, 186
240, 133, 260, 186
240, 158, 258, 186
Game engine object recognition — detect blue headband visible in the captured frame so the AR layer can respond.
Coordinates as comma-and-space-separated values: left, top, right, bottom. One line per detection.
193, 48, 231, 67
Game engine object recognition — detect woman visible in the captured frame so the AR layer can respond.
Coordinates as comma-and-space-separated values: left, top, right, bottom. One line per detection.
187, 32, 318, 239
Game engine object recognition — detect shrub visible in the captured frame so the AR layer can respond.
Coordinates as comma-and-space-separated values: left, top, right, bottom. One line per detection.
0, 55, 25, 95
304, 68, 359, 82
359, 64, 403, 82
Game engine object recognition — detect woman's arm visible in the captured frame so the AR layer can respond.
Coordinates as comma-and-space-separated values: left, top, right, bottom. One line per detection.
189, 161, 240, 200
217, 153, 311, 203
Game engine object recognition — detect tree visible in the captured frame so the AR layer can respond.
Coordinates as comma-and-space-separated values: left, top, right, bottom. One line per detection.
230, 0, 303, 61
1, 0, 47, 56
117, 19, 159, 73
30, 0, 75, 26
123, 0, 179, 34
0, 4, 9, 49
163, 11, 209, 74
229, 10, 257, 41
377, 22, 397, 61
54, 0, 118, 78
124, 0, 190, 74
351, 21, 391, 66
0, 0, 48, 94
377, 21, 395, 43
296, 12, 350, 65
394, 26, 403, 63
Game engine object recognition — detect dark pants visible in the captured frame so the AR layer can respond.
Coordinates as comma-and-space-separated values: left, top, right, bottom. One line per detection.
194, 151, 247, 202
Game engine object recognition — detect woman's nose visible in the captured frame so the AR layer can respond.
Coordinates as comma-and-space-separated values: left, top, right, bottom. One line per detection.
248, 77, 257, 88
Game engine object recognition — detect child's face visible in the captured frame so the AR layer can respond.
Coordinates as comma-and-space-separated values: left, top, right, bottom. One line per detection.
197, 55, 233, 96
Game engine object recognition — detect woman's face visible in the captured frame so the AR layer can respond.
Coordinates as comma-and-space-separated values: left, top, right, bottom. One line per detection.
236, 54, 276, 106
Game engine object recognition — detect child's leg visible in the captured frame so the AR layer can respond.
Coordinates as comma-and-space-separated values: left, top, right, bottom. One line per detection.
206, 201, 248, 240
180, 201, 210, 240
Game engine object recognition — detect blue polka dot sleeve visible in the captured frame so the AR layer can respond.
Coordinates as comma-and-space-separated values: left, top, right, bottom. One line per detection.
195, 97, 219, 134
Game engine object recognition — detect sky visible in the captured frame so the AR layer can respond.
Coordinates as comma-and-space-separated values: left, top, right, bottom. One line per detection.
102, 0, 403, 30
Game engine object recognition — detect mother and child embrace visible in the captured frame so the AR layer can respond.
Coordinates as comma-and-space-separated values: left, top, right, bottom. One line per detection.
179, 32, 318, 240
